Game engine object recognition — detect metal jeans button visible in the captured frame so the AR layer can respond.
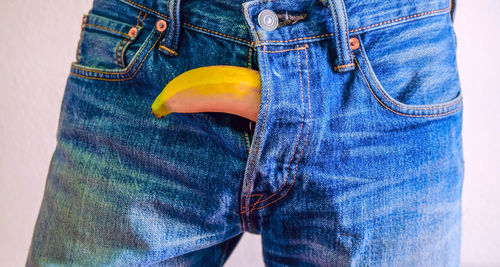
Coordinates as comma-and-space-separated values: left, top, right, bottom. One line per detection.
258, 9, 279, 31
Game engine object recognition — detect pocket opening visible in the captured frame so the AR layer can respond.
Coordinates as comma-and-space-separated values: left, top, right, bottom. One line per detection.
352, 14, 463, 118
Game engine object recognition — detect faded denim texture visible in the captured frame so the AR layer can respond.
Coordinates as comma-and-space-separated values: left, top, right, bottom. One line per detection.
27, 0, 464, 266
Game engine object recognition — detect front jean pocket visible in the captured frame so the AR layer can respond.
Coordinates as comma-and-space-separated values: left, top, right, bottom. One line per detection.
352, 12, 463, 118
70, 11, 163, 81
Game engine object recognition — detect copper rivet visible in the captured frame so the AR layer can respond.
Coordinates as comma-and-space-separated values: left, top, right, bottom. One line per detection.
349, 37, 360, 50
156, 20, 167, 32
128, 27, 138, 38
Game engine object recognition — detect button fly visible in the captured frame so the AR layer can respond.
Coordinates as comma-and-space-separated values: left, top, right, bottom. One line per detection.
258, 9, 278, 31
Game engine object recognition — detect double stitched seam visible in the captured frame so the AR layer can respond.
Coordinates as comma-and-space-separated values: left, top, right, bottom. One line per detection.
247, 8, 450, 45
115, 38, 129, 68
333, 63, 355, 71
243, 132, 250, 153
240, 47, 254, 157
358, 43, 462, 110
182, 23, 252, 44
250, 45, 311, 212
71, 28, 158, 74
247, 47, 252, 68
331, 4, 344, 65
122, 12, 147, 65
159, 45, 178, 55
349, 7, 451, 33
122, 0, 171, 20
240, 44, 272, 231
136, 10, 142, 26
240, 43, 286, 213
172, 0, 178, 49
340, 1, 353, 64
83, 24, 129, 37
354, 54, 462, 117
256, 33, 334, 45
115, 11, 143, 68
70, 32, 162, 81
243, 44, 271, 211
242, 44, 311, 213
260, 44, 309, 53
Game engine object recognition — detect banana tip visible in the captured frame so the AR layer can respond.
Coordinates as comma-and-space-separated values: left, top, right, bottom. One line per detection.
151, 110, 165, 119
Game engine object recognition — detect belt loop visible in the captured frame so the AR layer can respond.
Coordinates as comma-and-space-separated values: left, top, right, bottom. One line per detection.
326, 0, 355, 72
159, 0, 181, 56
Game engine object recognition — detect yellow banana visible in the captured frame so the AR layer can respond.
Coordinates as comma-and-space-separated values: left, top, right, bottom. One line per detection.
151, 65, 261, 122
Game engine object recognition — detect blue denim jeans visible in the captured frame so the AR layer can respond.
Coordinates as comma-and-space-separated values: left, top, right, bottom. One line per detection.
27, 0, 464, 266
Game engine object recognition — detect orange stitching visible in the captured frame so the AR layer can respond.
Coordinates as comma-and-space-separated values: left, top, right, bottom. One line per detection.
70, 33, 162, 81
159, 45, 179, 56
340, 3, 353, 65
358, 45, 462, 110
136, 11, 142, 26
243, 44, 307, 212
256, 33, 335, 44
242, 45, 271, 216
333, 63, 355, 71
182, 22, 252, 44
243, 132, 250, 153
83, 24, 129, 37
141, 12, 147, 26
122, 0, 170, 19
249, 46, 311, 212
241, 194, 263, 212
349, 7, 450, 33
116, 11, 141, 69
71, 29, 157, 74
120, 38, 133, 67
251, 43, 305, 205
247, 47, 252, 68
260, 44, 309, 53
115, 37, 128, 67
354, 55, 463, 117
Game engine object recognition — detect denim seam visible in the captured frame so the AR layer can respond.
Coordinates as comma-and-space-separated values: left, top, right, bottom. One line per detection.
83, 24, 129, 37
182, 22, 252, 45
340, 0, 353, 65
242, 44, 272, 213
249, 46, 311, 212
331, 3, 343, 65
70, 32, 162, 81
243, 132, 250, 153
158, 45, 179, 56
115, 38, 128, 68
115, 11, 143, 69
247, 47, 252, 68
249, 8, 450, 45
349, 7, 451, 34
241, 44, 311, 213
121, 0, 171, 20
354, 54, 463, 118
356, 37, 463, 111
260, 44, 308, 53
333, 63, 355, 71
255, 33, 335, 45
136, 10, 142, 26
71, 27, 158, 75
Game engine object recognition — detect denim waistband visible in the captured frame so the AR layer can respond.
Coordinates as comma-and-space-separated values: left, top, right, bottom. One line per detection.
114, 0, 452, 70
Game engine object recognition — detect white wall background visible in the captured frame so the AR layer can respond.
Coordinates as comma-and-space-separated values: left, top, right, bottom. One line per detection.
0, 1, 498, 266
